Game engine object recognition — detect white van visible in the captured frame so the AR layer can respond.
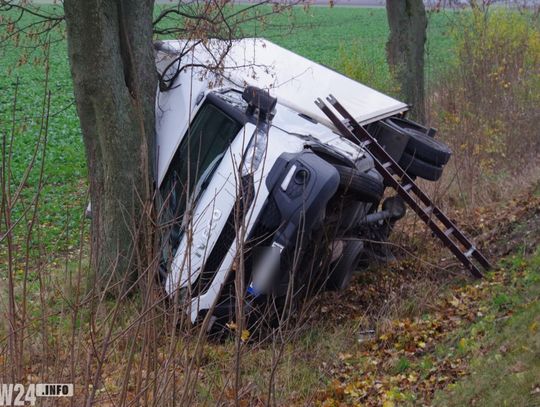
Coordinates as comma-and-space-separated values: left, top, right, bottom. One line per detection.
154, 39, 451, 333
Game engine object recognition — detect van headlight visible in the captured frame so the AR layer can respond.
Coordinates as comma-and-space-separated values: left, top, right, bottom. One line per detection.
242, 123, 269, 176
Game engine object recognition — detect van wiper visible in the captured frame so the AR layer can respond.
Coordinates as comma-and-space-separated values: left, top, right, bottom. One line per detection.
177, 152, 226, 238
202, 152, 225, 190
194, 152, 225, 199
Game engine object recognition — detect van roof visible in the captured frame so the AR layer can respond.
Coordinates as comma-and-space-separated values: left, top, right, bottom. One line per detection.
156, 38, 408, 127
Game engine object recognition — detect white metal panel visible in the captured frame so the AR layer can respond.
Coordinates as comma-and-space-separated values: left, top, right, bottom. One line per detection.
156, 38, 408, 126
224, 39, 408, 127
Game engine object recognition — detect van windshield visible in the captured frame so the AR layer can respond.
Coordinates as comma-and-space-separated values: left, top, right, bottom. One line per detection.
160, 102, 242, 251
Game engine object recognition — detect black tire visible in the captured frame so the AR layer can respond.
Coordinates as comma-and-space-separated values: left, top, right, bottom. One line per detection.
386, 117, 429, 134
326, 240, 364, 291
386, 118, 452, 166
399, 152, 443, 181
334, 165, 384, 203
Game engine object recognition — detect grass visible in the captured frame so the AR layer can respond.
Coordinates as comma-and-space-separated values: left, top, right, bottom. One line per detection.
156, 192, 540, 404
433, 248, 540, 406
0, 7, 84, 254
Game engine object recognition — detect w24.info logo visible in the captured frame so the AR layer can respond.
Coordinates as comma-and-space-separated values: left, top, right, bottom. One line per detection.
0, 384, 73, 406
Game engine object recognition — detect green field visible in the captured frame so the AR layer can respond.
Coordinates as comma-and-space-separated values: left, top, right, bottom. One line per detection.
0, 5, 459, 253
252, 7, 457, 79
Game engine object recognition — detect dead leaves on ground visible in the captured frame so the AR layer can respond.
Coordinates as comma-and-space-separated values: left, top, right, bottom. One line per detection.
314, 189, 540, 406
315, 278, 498, 406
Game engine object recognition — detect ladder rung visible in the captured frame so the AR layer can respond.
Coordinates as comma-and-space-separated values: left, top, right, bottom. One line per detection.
363, 140, 372, 147
464, 247, 476, 258
402, 183, 413, 192
444, 227, 454, 237
424, 205, 433, 215
382, 161, 392, 169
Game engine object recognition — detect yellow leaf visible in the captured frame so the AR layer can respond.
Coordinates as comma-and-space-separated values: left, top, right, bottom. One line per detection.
450, 297, 460, 307
418, 341, 426, 349
241, 329, 250, 342
383, 401, 395, 407
529, 321, 538, 333
339, 353, 353, 360
344, 383, 359, 397
408, 373, 418, 383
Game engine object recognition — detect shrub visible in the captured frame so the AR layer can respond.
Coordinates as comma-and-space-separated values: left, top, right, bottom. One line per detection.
429, 9, 540, 204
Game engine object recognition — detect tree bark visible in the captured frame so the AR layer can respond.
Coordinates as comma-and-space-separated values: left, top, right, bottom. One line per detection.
64, 0, 157, 292
386, 0, 427, 122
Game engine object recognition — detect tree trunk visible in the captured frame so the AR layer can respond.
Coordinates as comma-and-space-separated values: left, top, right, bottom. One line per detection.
386, 0, 427, 122
64, 0, 156, 293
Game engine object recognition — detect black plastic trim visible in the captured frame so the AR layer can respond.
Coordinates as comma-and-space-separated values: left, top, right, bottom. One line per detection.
205, 92, 249, 125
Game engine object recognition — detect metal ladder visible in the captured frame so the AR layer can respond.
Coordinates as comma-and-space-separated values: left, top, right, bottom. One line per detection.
315, 95, 491, 278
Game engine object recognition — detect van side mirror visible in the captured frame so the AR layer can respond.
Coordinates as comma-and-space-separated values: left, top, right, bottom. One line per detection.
242, 86, 277, 122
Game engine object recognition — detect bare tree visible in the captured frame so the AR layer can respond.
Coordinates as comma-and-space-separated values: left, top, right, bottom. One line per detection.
386, 0, 428, 121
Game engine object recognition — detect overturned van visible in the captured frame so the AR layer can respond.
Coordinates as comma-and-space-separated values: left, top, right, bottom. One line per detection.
154, 39, 452, 333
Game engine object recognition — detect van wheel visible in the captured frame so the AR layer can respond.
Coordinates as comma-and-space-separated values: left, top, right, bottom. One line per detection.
399, 152, 443, 181
405, 132, 452, 166
334, 165, 384, 203
326, 239, 364, 291
385, 117, 452, 166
